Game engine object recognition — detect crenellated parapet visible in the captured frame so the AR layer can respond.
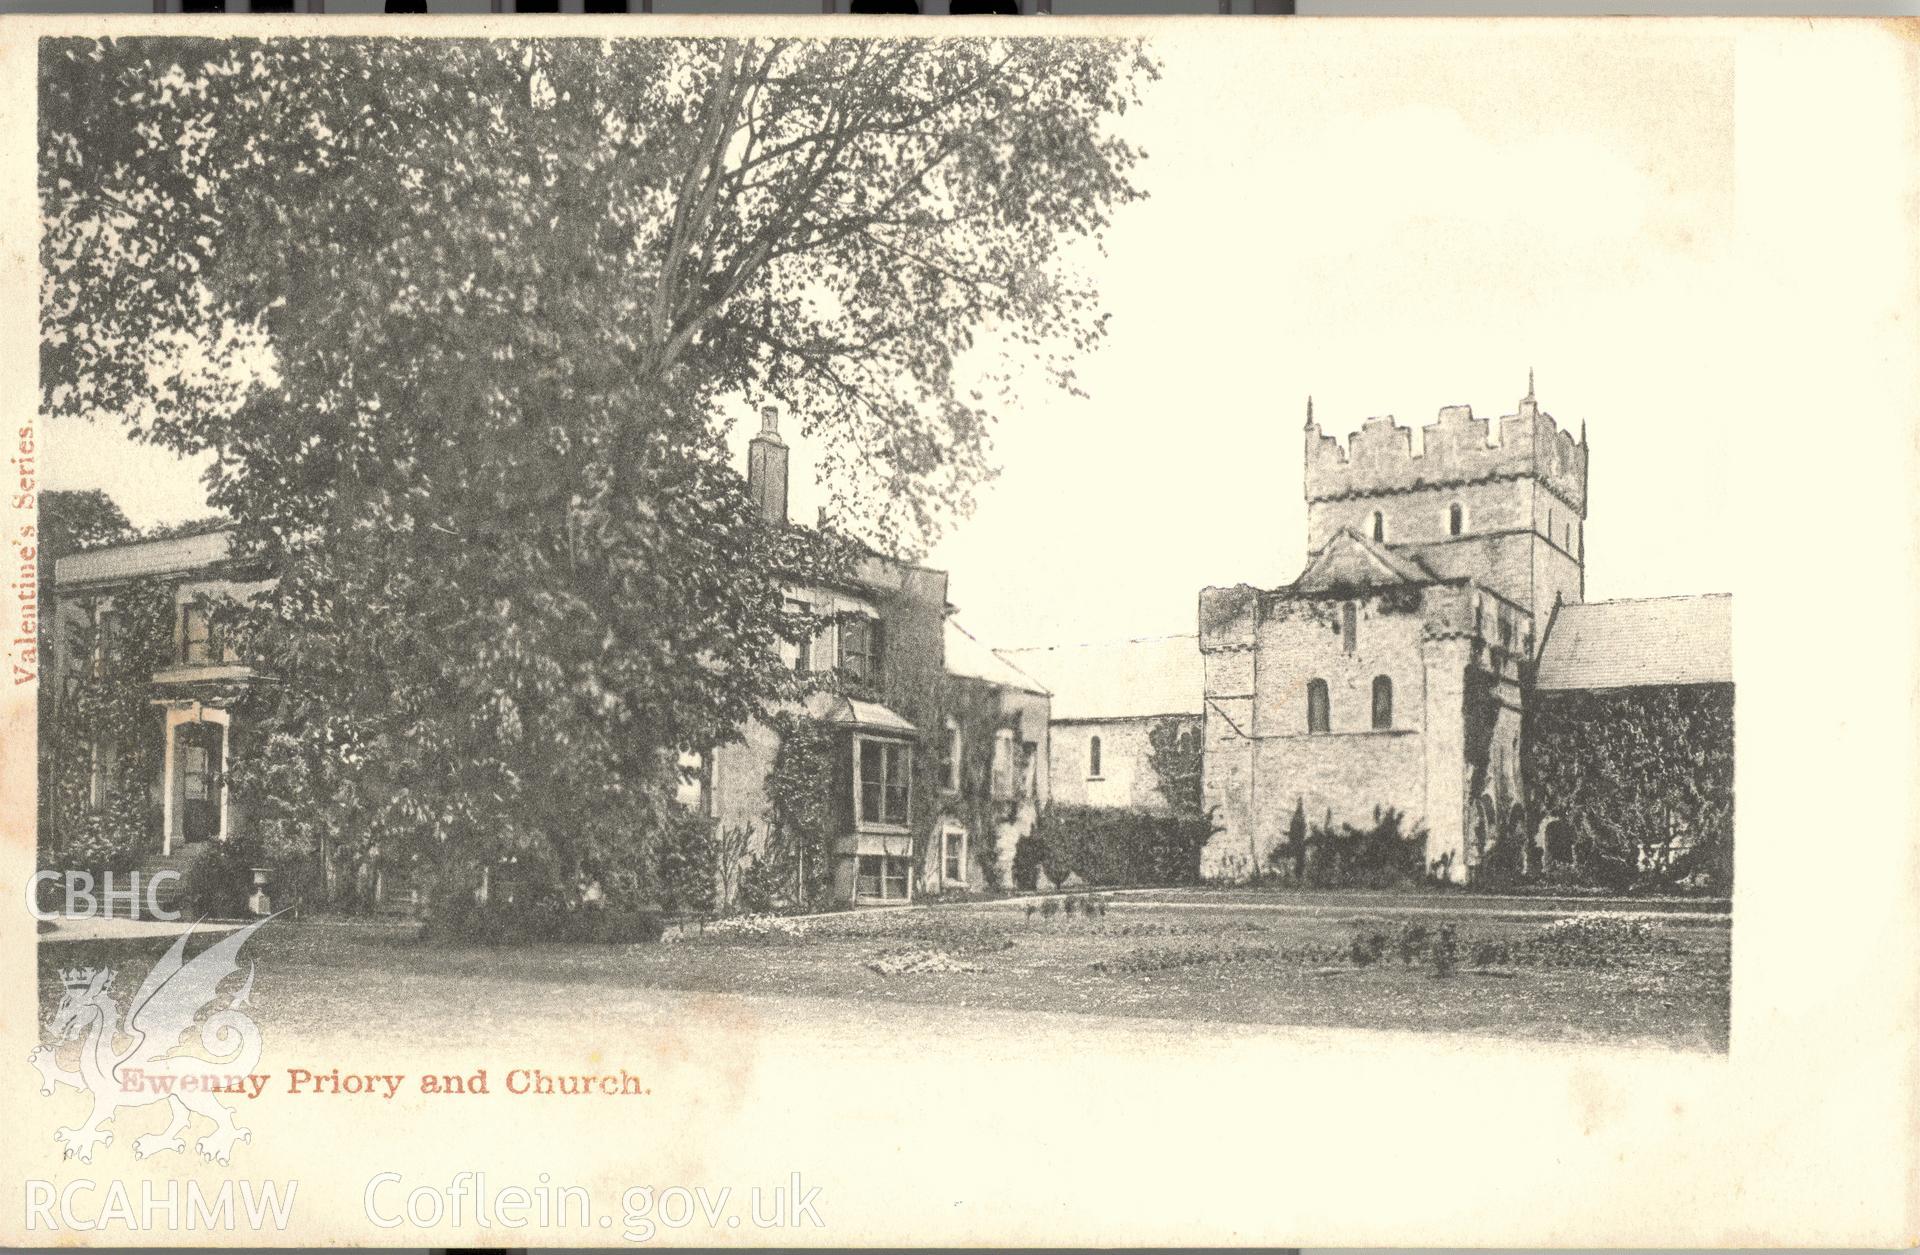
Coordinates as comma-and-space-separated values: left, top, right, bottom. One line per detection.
1304, 391, 1589, 515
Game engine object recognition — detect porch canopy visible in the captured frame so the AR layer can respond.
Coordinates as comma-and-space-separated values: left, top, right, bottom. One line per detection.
803, 690, 919, 738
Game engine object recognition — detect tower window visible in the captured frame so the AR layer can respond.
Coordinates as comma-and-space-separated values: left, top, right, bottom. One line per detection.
1449, 503, 1463, 537
1341, 602, 1357, 654
1088, 735, 1103, 779
1307, 679, 1330, 734
1371, 675, 1393, 730
1371, 511, 1385, 542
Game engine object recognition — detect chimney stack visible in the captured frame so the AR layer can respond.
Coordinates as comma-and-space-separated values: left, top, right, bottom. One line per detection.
747, 403, 789, 525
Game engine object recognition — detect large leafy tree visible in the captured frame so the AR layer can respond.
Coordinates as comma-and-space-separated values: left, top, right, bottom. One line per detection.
40, 36, 1154, 906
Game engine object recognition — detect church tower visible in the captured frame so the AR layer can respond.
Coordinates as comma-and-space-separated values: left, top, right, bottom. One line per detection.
1305, 374, 1589, 652
1300, 376, 1588, 653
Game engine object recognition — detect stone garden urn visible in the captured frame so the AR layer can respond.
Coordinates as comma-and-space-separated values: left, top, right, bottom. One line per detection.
248, 867, 274, 917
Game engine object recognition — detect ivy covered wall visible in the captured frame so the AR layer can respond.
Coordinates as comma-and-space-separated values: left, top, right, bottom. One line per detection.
1523, 682, 1734, 890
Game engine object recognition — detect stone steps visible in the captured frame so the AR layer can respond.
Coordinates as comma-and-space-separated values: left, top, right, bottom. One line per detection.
125, 845, 207, 920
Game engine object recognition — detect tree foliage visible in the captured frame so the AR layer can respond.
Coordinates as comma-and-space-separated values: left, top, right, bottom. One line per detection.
40, 36, 1154, 911
1145, 715, 1203, 816
39, 577, 177, 876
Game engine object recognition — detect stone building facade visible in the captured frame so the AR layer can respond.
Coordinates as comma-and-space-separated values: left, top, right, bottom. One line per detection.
680, 408, 1049, 905
1200, 384, 1587, 882
999, 635, 1203, 813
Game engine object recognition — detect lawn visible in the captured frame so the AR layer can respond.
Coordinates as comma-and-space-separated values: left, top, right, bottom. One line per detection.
36, 891, 1731, 1053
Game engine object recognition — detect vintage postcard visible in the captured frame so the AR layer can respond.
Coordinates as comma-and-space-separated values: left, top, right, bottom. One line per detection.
2, 11, 1916, 1248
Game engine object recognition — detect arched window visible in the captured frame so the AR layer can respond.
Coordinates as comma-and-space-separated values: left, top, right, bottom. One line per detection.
1371, 675, 1393, 729
1088, 735, 1103, 779
1449, 503, 1463, 536
1371, 511, 1385, 542
1307, 679, 1330, 733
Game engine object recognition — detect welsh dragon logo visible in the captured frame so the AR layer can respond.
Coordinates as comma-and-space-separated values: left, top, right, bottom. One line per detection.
31, 917, 272, 1165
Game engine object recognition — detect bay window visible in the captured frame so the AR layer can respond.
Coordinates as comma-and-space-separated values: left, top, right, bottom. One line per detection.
856, 854, 911, 901
857, 737, 910, 828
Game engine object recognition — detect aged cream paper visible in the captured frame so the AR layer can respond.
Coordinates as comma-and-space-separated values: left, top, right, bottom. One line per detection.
2, 13, 1917, 1247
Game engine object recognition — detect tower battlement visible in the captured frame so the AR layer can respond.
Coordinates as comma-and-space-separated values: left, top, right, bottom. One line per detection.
1304, 389, 1588, 515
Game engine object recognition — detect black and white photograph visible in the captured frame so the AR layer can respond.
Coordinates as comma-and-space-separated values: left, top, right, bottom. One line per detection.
2, 10, 1915, 1248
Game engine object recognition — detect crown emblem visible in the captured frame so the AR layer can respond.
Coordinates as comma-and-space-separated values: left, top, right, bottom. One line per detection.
59, 967, 108, 991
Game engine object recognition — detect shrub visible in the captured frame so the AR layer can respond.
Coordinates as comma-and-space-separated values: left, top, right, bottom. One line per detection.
1348, 930, 1388, 967
654, 810, 722, 915
1022, 804, 1222, 888
179, 837, 267, 920
1469, 938, 1512, 968
1011, 830, 1051, 891
1431, 924, 1459, 977
1301, 807, 1428, 890
1395, 922, 1432, 966
1266, 798, 1311, 882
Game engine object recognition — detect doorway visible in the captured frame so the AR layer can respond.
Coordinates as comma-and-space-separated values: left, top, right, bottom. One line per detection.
174, 721, 226, 843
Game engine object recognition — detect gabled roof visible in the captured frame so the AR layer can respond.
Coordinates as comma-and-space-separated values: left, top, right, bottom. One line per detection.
944, 619, 1049, 696
1292, 528, 1434, 593
54, 530, 233, 588
1535, 594, 1733, 691
998, 634, 1202, 722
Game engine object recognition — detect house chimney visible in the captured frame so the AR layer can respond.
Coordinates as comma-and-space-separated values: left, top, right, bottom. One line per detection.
747, 403, 789, 525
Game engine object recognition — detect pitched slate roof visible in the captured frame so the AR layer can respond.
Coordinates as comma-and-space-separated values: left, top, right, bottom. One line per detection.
1535, 594, 1733, 691
1292, 528, 1435, 592
998, 634, 1203, 722
944, 619, 1049, 696
54, 530, 233, 588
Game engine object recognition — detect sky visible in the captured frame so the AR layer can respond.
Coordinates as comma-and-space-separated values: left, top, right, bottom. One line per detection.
48, 21, 1741, 652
